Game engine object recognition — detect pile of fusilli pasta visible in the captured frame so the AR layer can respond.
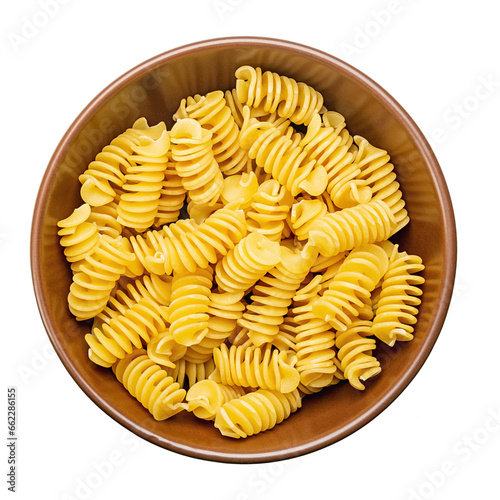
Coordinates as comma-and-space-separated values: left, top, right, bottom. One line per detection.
57, 65, 425, 439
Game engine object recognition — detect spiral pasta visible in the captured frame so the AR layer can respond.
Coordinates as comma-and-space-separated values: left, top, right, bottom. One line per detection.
215, 232, 282, 293
170, 118, 223, 206
307, 199, 397, 257
85, 295, 168, 368
183, 290, 245, 363
167, 267, 213, 347
154, 152, 187, 227
291, 275, 338, 390
336, 320, 381, 390
353, 135, 409, 233
128, 202, 247, 275
116, 128, 170, 231
240, 107, 328, 196
312, 244, 389, 332
174, 90, 249, 176
289, 198, 328, 241
214, 387, 302, 438
113, 349, 186, 421
372, 245, 425, 346
186, 380, 245, 421
57, 203, 100, 264
238, 243, 318, 346
245, 179, 294, 241
57, 68, 426, 439
235, 65, 324, 126
78, 117, 163, 207
166, 358, 216, 389
210, 343, 300, 394
299, 112, 367, 209
147, 330, 187, 369
68, 235, 136, 321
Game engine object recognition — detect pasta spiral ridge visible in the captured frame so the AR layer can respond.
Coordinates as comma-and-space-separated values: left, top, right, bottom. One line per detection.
186, 379, 245, 421
183, 290, 245, 363
312, 244, 389, 332
307, 199, 397, 257
353, 136, 409, 233
210, 343, 300, 394
77, 117, 163, 207
239, 108, 328, 196
170, 118, 224, 206
215, 232, 282, 293
87, 202, 123, 239
147, 330, 187, 369
68, 235, 136, 321
166, 358, 216, 389
214, 388, 302, 438
336, 320, 381, 390
167, 267, 213, 347
238, 243, 318, 346
235, 65, 324, 126
113, 349, 186, 421
299, 112, 367, 209
372, 246, 425, 346
290, 198, 328, 241
116, 129, 170, 231
245, 179, 294, 241
174, 91, 249, 176
128, 203, 247, 275
57, 204, 100, 264
85, 296, 169, 368
154, 152, 187, 227
291, 275, 338, 390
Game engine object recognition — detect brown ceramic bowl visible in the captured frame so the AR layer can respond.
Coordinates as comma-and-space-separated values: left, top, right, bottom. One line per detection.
31, 36, 456, 463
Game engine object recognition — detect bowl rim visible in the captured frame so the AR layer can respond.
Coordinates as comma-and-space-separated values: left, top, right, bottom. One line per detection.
31, 35, 457, 463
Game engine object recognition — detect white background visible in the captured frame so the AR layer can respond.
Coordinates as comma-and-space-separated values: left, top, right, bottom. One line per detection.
2, 1, 500, 499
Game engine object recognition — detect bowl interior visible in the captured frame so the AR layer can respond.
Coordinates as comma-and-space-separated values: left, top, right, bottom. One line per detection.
31, 37, 456, 463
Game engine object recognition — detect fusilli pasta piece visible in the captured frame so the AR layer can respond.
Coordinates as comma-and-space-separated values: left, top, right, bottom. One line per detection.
336, 320, 381, 390
113, 349, 186, 421
85, 296, 168, 368
245, 179, 294, 241
307, 199, 397, 257
372, 245, 425, 346
68, 235, 136, 321
235, 65, 324, 126
312, 244, 389, 331
170, 118, 223, 207
239, 107, 328, 196
214, 388, 302, 438
128, 202, 247, 275
167, 267, 213, 346
291, 275, 337, 390
57, 203, 100, 264
215, 232, 282, 293
186, 380, 245, 421
175, 90, 249, 176
353, 136, 409, 233
238, 243, 317, 346
116, 128, 170, 231
210, 343, 300, 394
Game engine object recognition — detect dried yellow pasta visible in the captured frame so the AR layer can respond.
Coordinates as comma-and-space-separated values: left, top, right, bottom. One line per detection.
57, 66, 426, 440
